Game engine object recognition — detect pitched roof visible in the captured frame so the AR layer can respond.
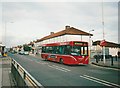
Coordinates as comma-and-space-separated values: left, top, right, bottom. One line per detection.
36, 26, 93, 43
0, 43, 5, 47
28, 41, 35, 45
93, 40, 120, 48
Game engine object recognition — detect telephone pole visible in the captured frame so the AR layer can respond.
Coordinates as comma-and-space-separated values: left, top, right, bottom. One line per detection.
102, 0, 106, 64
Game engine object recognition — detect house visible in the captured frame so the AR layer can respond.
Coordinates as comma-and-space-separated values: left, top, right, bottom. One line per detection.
35, 26, 93, 55
92, 40, 120, 58
28, 41, 36, 54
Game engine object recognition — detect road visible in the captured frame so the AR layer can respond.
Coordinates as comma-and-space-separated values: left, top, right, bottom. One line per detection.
9, 53, 120, 87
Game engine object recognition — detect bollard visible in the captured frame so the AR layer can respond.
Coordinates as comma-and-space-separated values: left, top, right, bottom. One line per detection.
96, 57, 98, 63
115, 55, 117, 61
111, 57, 113, 66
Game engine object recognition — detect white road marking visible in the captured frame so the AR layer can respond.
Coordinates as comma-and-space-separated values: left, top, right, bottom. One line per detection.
48, 65, 70, 72
27, 59, 33, 62
84, 75, 120, 87
35, 61, 48, 65
80, 75, 113, 87
80, 75, 120, 88
52, 65, 71, 71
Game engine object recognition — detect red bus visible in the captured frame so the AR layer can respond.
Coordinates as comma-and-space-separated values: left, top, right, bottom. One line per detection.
41, 41, 89, 65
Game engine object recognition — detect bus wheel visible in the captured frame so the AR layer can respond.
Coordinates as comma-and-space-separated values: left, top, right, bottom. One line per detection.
60, 58, 63, 64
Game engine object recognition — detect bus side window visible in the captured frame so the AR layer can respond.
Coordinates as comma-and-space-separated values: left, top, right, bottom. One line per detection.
84, 47, 88, 55
59, 46, 64, 54
63, 46, 71, 55
62, 46, 65, 54
81, 47, 83, 55
81, 46, 88, 55
63, 46, 67, 54
48, 46, 54, 54
55, 46, 60, 54
42, 47, 46, 53
45, 47, 49, 53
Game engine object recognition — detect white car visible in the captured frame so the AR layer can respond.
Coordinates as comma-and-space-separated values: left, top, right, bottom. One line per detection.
19, 51, 29, 55
24, 51, 29, 55
19, 51, 24, 55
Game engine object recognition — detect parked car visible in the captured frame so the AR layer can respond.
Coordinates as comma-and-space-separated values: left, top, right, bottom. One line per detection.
11, 50, 17, 54
19, 51, 29, 55
19, 51, 24, 55
24, 51, 29, 55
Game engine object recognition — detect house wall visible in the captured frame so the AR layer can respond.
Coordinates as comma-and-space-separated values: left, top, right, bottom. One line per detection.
109, 48, 119, 56
37, 35, 90, 44
35, 35, 119, 58
35, 35, 91, 55
91, 45, 119, 58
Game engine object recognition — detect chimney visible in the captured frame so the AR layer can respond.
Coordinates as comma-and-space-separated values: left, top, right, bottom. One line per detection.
65, 25, 70, 30
50, 32, 54, 35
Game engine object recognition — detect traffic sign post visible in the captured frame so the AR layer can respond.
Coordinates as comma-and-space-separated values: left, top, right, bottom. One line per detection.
103, 46, 106, 64
100, 40, 106, 64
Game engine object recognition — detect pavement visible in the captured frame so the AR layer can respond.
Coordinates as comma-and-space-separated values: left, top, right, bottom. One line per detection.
91, 58, 120, 70
32, 54, 120, 70
0, 56, 16, 88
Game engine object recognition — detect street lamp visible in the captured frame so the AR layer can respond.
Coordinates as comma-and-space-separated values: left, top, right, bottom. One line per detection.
89, 29, 94, 59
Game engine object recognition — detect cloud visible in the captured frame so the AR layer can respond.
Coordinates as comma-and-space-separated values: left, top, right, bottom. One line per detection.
0, 0, 120, 2
1, 2, 118, 47
0, 3, 2, 42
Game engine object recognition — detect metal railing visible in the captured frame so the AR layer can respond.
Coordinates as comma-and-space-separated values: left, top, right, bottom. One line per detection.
11, 57, 44, 88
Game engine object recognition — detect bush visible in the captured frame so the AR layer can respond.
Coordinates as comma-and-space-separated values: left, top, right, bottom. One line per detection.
23, 45, 32, 51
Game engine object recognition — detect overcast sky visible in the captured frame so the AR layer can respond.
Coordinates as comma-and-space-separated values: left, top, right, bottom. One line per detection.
0, 0, 119, 47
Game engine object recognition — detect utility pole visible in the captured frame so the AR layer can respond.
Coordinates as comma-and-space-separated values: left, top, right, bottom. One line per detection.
102, 0, 106, 64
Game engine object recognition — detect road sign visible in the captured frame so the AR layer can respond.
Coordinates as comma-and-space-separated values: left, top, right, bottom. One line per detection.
100, 40, 106, 46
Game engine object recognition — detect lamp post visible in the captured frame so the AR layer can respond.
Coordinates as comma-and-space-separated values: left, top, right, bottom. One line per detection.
89, 29, 94, 59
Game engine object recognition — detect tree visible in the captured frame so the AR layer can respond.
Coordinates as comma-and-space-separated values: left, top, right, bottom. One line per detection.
23, 45, 31, 51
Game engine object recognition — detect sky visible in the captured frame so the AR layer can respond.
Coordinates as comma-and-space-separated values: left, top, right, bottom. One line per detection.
0, 0, 119, 48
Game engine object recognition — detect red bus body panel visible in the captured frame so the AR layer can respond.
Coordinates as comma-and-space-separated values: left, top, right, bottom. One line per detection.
41, 53, 89, 65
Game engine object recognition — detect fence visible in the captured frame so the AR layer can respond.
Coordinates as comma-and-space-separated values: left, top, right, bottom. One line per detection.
11, 58, 44, 88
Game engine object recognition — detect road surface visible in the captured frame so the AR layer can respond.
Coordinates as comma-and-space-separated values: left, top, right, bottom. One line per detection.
9, 53, 120, 87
